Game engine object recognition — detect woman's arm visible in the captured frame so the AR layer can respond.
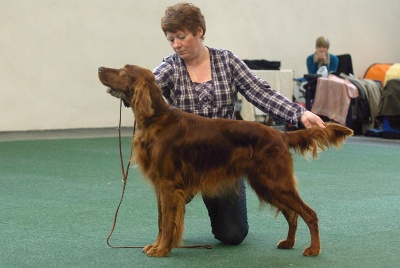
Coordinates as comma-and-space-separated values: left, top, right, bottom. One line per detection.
228, 51, 306, 126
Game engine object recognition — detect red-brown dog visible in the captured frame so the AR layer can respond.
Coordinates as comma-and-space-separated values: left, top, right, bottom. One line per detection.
98, 64, 353, 257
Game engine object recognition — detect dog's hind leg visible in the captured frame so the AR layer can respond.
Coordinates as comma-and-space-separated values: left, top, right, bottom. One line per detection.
275, 190, 320, 256
277, 209, 298, 250
247, 174, 320, 256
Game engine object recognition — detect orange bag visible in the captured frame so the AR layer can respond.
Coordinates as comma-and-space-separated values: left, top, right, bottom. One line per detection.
363, 63, 393, 84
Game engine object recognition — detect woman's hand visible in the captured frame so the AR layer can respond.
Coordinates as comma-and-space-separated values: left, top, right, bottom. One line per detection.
106, 87, 125, 99
106, 88, 130, 107
301, 111, 326, 129
314, 51, 327, 64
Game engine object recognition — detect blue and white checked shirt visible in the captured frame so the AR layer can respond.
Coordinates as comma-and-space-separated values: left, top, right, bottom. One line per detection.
153, 47, 306, 125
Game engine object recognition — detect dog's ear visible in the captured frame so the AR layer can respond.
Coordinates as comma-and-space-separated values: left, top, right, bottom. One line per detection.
132, 77, 154, 121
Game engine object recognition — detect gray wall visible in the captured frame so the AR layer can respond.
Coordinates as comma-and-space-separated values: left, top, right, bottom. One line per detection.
1, 0, 399, 131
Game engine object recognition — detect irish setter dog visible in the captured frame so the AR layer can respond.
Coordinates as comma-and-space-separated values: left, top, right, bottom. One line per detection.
98, 64, 353, 257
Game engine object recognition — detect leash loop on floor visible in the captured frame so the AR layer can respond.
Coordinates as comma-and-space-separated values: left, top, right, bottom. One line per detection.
106, 99, 213, 251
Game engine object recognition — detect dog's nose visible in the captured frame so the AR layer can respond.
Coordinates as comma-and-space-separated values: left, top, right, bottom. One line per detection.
98, 67, 104, 73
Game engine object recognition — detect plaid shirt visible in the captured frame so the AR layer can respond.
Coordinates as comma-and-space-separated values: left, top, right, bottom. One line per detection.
153, 47, 305, 125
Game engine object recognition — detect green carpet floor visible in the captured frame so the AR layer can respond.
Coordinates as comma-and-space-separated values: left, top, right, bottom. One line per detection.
1, 135, 399, 267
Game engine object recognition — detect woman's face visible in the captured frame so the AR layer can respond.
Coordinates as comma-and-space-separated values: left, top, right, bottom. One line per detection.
316, 46, 328, 54
166, 29, 203, 61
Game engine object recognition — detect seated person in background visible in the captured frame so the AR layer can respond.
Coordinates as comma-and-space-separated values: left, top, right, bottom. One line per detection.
304, 37, 339, 110
306, 36, 338, 74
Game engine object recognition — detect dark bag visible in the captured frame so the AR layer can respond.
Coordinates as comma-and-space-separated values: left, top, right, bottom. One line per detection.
243, 59, 281, 70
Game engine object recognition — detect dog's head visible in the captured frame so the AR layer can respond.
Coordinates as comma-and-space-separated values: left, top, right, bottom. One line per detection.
98, 64, 156, 120
98, 64, 155, 98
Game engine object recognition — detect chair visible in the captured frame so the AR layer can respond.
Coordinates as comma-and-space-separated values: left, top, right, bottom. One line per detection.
335, 54, 354, 76
335, 54, 355, 126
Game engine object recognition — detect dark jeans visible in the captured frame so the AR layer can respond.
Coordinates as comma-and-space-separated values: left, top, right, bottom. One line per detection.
202, 179, 249, 245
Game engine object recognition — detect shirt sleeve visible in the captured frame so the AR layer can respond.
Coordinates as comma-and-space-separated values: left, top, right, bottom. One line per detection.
152, 60, 175, 102
307, 54, 318, 74
229, 51, 306, 125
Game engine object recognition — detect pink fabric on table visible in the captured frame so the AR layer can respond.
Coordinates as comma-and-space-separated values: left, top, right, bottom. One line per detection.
311, 74, 358, 125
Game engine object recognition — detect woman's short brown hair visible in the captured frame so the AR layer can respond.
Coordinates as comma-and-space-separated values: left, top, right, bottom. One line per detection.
161, 3, 206, 39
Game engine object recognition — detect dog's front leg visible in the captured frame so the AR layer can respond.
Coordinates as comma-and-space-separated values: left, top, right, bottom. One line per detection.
143, 185, 163, 255
144, 180, 186, 257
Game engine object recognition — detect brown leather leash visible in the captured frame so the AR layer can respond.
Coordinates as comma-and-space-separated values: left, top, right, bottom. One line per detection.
106, 99, 213, 251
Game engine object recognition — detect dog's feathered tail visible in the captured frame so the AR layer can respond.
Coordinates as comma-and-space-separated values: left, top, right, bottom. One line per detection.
284, 122, 353, 158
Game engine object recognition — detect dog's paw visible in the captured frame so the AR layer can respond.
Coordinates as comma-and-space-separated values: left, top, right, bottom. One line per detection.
277, 239, 295, 249
303, 246, 320, 256
143, 244, 155, 254
143, 244, 170, 257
